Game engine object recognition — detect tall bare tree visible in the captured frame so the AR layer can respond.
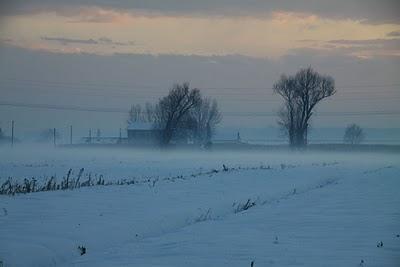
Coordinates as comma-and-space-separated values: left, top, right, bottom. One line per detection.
155, 83, 201, 145
274, 67, 335, 147
191, 97, 222, 145
344, 123, 365, 145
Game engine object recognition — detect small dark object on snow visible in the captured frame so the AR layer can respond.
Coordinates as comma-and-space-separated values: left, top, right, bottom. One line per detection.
78, 246, 86, 255
222, 164, 228, 171
273, 236, 279, 244
250, 260, 255, 267
234, 199, 256, 213
377, 241, 383, 248
396, 234, 400, 238
359, 259, 364, 266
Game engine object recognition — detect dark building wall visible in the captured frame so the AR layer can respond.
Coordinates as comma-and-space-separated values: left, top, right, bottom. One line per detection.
127, 129, 161, 144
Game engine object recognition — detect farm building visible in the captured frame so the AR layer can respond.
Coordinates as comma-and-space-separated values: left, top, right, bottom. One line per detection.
127, 122, 162, 144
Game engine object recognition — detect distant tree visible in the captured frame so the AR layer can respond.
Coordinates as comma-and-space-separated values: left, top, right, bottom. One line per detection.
127, 104, 144, 125
127, 102, 156, 125
274, 67, 336, 147
144, 102, 157, 122
155, 83, 201, 145
344, 124, 365, 144
191, 97, 222, 145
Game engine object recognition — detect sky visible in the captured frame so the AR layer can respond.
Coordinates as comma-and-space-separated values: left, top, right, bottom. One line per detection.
0, 0, 399, 140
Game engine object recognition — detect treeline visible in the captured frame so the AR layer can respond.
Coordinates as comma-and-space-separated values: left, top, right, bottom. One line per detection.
127, 68, 340, 148
127, 82, 222, 146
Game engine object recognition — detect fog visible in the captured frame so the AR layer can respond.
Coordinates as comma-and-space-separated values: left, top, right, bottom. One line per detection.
1, 144, 399, 184
1, 1, 399, 266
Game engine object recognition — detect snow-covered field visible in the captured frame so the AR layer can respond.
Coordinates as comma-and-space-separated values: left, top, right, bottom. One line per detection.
0, 146, 399, 266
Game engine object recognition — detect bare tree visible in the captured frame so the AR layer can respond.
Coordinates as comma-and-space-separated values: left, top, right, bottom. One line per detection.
127, 102, 156, 125
127, 104, 143, 125
344, 124, 365, 145
144, 102, 157, 122
274, 76, 298, 145
274, 67, 335, 147
155, 82, 201, 145
191, 97, 222, 145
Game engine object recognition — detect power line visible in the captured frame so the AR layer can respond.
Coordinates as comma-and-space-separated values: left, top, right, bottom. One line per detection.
2, 78, 400, 93
0, 101, 126, 113
1, 101, 400, 117
2, 84, 400, 103
223, 111, 400, 117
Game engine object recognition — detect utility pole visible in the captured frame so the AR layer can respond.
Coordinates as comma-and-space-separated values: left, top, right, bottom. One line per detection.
70, 125, 73, 145
11, 120, 14, 147
119, 128, 122, 143
53, 128, 56, 147
89, 129, 92, 144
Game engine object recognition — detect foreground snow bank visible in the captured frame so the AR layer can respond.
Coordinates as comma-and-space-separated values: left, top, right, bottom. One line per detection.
0, 148, 399, 266
101, 166, 399, 267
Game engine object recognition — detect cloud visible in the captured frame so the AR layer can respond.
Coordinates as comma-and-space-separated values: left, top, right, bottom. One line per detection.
41, 36, 98, 45
0, 37, 14, 43
1, 0, 400, 24
64, 6, 131, 23
289, 38, 400, 59
387, 30, 400, 37
307, 38, 400, 58
41, 36, 135, 46
1, 10, 395, 58
327, 38, 400, 49
98, 37, 135, 46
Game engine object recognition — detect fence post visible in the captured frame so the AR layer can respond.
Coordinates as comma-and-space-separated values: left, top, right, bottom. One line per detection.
11, 120, 14, 147
70, 125, 73, 145
53, 128, 56, 147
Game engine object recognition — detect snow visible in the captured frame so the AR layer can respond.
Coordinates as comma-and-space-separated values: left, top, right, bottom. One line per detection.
0, 146, 399, 266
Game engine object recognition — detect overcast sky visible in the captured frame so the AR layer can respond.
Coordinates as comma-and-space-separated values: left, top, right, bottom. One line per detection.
0, 0, 399, 139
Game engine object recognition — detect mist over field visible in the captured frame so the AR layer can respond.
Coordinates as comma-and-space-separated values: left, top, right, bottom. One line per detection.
1, 145, 398, 183
1, 0, 400, 266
